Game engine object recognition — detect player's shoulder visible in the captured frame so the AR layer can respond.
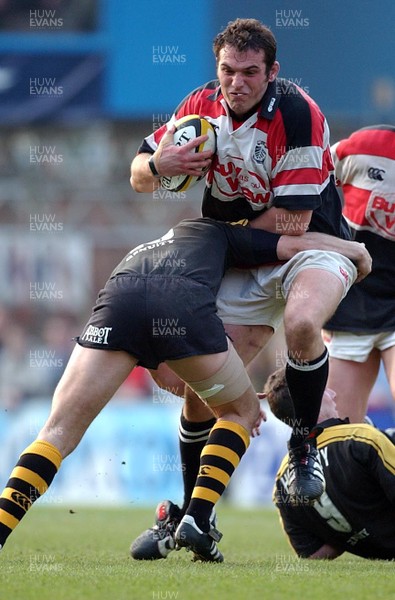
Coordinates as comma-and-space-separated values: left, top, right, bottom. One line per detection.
174, 80, 220, 113
335, 125, 395, 161
317, 421, 392, 450
275, 78, 322, 116
185, 79, 220, 99
268, 78, 326, 144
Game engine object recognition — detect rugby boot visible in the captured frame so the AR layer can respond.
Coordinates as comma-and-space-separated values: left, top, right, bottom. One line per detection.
287, 437, 325, 505
130, 500, 181, 560
175, 514, 223, 562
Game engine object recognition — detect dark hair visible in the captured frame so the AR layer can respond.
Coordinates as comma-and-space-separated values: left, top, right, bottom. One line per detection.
213, 18, 277, 73
263, 368, 295, 425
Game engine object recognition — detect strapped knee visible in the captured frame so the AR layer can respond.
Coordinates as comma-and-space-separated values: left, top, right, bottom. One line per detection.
186, 344, 252, 407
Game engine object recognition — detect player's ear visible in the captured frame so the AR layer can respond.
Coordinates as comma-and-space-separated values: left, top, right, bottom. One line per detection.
268, 61, 280, 82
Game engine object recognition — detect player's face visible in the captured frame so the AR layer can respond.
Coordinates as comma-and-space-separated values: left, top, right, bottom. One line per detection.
217, 45, 279, 116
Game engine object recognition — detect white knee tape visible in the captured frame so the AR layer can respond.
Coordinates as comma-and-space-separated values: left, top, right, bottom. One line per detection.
186, 344, 252, 407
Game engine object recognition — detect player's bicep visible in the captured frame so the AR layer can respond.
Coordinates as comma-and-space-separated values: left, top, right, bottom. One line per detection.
367, 433, 395, 504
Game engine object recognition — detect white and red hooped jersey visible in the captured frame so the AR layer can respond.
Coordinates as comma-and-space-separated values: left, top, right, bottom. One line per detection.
138, 78, 350, 238
326, 125, 395, 332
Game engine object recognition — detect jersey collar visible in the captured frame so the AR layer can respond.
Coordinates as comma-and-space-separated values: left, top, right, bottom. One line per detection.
318, 417, 350, 429
258, 80, 281, 119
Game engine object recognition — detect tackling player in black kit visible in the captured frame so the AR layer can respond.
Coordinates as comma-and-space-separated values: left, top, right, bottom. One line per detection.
266, 368, 395, 560
1, 218, 274, 564
0, 217, 370, 562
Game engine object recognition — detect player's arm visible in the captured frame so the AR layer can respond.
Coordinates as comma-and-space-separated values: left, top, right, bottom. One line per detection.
256, 99, 332, 235
131, 127, 212, 192
276, 231, 372, 282
308, 544, 344, 560
246, 219, 372, 282
226, 223, 371, 281
250, 207, 312, 236
362, 428, 395, 505
130, 151, 162, 192
274, 486, 329, 559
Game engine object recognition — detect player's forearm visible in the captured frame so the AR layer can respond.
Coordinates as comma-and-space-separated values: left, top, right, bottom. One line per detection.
277, 232, 372, 281
130, 153, 161, 192
278, 231, 353, 258
307, 544, 344, 560
250, 207, 312, 235
276, 231, 336, 259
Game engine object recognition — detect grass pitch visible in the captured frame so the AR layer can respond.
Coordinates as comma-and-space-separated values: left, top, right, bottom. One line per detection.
1, 506, 394, 600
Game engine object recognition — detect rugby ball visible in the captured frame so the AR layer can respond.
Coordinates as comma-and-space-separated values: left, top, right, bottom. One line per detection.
160, 115, 216, 192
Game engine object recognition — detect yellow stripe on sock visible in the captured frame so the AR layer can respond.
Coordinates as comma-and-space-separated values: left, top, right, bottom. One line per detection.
198, 465, 230, 487
214, 420, 250, 449
200, 444, 241, 469
191, 486, 220, 504
21, 440, 62, 469
9, 467, 49, 495
0, 508, 19, 530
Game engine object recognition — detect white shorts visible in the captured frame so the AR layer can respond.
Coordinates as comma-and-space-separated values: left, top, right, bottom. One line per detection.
217, 250, 357, 330
323, 330, 395, 362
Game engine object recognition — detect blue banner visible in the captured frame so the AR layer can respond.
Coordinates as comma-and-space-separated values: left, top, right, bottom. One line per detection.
0, 400, 290, 507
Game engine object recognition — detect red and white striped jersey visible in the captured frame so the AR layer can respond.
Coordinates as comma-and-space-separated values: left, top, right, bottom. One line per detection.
326, 125, 395, 332
138, 78, 349, 238
332, 125, 395, 240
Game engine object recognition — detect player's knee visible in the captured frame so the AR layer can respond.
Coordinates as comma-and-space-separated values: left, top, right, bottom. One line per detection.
185, 344, 252, 408
149, 365, 185, 397
284, 313, 319, 348
225, 324, 271, 365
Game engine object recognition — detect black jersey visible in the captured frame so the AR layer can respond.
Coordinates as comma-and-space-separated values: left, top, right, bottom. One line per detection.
274, 420, 395, 560
111, 218, 281, 295
78, 219, 281, 369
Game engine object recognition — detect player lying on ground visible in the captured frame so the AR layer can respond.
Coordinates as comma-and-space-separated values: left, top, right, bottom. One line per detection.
266, 368, 395, 560
0, 218, 371, 563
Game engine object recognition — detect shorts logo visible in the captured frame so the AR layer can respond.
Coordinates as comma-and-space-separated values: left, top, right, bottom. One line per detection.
81, 325, 112, 345
253, 140, 267, 164
339, 267, 349, 283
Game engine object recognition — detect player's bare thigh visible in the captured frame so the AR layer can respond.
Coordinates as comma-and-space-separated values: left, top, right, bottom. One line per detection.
284, 269, 345, 359
37, 345, 137, 457
150, 324, 274, 421
166, 343, 261, 433
225, 323, 274, 365
150, 323, 274, 389
382, 344, 395, 399
327, 350, 381, 422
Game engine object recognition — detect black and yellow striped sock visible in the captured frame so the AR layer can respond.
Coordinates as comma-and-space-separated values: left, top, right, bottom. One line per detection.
0, 440, 62, 548
185, 420, 249, 532
178, 414, 217, 515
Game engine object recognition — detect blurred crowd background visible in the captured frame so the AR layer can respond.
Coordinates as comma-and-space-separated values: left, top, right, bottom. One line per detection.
0, 0, 394, 421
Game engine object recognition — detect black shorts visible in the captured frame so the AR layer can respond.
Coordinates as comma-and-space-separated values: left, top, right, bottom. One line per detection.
76, 274, 228, 369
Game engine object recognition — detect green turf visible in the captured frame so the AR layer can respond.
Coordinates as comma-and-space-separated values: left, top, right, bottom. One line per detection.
1, 506, 394, 600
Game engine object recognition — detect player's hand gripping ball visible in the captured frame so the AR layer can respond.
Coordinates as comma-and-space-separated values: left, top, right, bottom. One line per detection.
160, 115, 216, 192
